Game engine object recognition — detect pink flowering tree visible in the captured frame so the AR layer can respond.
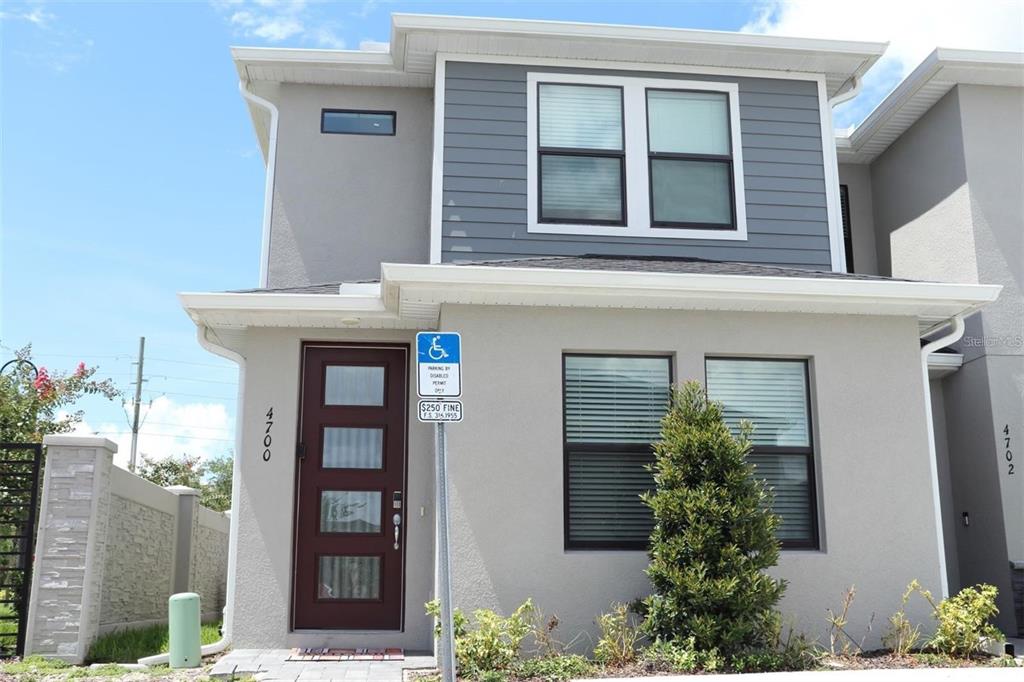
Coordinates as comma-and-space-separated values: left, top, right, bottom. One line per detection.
0, 343, 120, 443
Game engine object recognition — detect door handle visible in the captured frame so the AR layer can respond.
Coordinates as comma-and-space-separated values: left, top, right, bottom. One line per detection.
393, 513, 402, 550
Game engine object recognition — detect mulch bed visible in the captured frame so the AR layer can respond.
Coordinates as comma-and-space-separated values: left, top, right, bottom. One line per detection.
818, 650, 1013, 670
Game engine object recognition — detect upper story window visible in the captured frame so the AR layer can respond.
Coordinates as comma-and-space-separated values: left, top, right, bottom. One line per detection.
527, 73, 747, 241
538, 84, 625, 225
321, 110, 396, 136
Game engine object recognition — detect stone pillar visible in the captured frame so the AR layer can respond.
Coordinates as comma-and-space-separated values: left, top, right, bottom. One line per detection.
166, 486, 199, 595
24, 436, 116, 663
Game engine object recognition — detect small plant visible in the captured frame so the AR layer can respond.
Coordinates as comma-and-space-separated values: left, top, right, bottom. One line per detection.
515, 654, 593, 681
919, 583, 1002, 657
825, 585, 872, 655
883, 580, 923, 655
640, 638, 705, 673
426, 599, 534, 675
593, 602, 644, 666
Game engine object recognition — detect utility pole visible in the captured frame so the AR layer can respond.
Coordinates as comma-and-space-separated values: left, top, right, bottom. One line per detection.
129, 336, 145, 472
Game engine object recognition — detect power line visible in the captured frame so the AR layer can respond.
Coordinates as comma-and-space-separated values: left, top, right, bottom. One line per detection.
93, 431, 235, 444
142, 390, 237, 401
143, 421, 233, 434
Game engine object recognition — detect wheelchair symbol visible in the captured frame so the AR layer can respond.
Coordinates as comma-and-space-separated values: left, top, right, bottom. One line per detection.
427, 335, 449, 361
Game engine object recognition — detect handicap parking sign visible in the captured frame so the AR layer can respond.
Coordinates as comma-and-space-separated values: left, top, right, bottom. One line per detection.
416, 332, 461, 398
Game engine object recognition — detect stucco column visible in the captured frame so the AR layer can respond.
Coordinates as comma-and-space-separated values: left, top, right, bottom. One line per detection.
166, 486, 200, 595
24, 436, 116, 663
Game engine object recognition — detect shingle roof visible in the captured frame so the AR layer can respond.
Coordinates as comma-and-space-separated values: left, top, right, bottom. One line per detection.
226, 255, 911, 295
458, 255, 912, 281
229, 281, 377, 295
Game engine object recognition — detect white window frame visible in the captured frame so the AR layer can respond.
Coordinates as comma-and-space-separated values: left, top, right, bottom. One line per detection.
526, 72, 747, 241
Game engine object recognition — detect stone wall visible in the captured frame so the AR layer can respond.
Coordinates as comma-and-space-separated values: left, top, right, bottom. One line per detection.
24, 436, 230, 663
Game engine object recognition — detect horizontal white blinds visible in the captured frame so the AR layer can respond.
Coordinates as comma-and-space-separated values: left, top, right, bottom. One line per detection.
564, 356, 671, 443
750, 454, 812, 541
647, 90, 730, 156
705, 359, 809, 447
539, 84, 623, 151
540, 155, 623, 222
567, 450, 655, 544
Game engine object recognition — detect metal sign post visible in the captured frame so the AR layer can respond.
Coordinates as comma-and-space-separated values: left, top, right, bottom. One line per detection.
416, 332, 461, 682
435, 422, 457, 682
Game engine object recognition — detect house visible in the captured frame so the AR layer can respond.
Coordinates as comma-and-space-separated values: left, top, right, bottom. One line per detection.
835, 48, 1024, 635
179, 14, 1012, 654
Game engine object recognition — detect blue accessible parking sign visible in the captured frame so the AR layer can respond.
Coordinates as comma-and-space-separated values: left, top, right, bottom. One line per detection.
416, 332, 462, 398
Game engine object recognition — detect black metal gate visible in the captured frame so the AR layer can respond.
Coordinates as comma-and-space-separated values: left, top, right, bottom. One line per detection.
0, 443, 42, 658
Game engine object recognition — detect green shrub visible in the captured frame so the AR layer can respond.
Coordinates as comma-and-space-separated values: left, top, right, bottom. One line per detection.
925, 584, 1003, 657
593, 602, 643, 666
882, 580, 923, 655
641, 382, 786, 655
515, 654, 593, 681
475, 671, 508, 682
426, 599, 534, 675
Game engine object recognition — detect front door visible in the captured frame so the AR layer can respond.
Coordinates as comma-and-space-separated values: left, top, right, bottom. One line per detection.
293, 344, 408, 630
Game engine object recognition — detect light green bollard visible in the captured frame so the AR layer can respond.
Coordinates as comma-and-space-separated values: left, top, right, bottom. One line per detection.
168, 592, 202, 668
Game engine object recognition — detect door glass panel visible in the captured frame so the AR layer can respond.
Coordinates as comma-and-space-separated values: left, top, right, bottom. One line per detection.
325, 365, 385, 406
318, 556, 381, 600
323, 427, 383, 469
320, 491, 382, 533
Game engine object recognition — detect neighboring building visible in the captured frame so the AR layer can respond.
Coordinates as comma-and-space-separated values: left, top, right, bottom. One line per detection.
179, 15, 1007, 654
837, 48, 1024, 634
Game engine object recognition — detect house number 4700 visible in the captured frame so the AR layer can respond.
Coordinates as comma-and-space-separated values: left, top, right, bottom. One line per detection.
263, 407, 274, 462
1004, 424, 1014, 476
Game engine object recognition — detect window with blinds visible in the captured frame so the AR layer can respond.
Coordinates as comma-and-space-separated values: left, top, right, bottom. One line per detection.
538, 84, 625, 225
647, 89, 735, 228
705, 358, 818, 548
563, 355, 671, 549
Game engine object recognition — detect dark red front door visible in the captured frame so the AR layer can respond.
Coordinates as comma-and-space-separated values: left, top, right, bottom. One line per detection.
293, 344, 408, 630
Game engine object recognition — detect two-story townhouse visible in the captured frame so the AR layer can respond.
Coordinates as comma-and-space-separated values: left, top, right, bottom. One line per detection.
179, 15, 1001, 654
836, 48, 1024, 635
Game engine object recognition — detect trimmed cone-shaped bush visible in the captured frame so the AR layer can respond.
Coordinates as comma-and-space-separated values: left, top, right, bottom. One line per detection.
642, 381, 786, 655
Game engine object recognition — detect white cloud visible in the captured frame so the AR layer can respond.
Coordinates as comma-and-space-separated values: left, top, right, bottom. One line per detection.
214, 0, 345, 49
0, 6, 56, 27
742, 0, 1024, 127
73, 397, 234, 469
2, 3, 93, 73
358, 39, 388, 52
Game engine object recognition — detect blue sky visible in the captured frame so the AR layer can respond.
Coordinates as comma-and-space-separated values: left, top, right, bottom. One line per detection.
2, 0, 1018, 466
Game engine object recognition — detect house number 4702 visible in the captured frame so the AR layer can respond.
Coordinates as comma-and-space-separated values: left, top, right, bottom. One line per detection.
263, 407, 274, 462
1004, 424, 1014, 476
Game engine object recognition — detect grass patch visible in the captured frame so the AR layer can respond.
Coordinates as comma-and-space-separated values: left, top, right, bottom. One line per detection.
86, 620, 221, 663
0, 655, 133, 680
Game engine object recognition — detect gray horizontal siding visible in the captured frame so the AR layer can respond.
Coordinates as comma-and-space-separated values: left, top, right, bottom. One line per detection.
442, 61, 833, 269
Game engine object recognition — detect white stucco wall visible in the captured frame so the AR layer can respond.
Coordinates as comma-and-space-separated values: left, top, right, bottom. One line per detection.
438, 304, 944, 650
221, 328, 437, 652
868, 83, 1023, 633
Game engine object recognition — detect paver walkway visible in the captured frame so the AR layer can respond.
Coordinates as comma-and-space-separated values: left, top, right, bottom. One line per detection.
209, 649, 436, 681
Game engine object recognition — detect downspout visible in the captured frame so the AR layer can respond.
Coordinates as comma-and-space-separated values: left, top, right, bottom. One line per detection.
920, 314, 965, 599
139, 325, 246, 665
824, 76, 862, 274
238, 80, 279, 289
828, 75, 862, 108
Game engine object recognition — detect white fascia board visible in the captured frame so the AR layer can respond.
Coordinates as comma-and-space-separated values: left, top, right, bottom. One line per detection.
927, 352, 964, 378
391, 13, 887, 57
381, 262, 1002, 320
179, 291, 386, 312
231, 46, 396, 72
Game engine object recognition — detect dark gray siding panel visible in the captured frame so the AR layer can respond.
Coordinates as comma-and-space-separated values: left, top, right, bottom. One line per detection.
441, 61, 833, 268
